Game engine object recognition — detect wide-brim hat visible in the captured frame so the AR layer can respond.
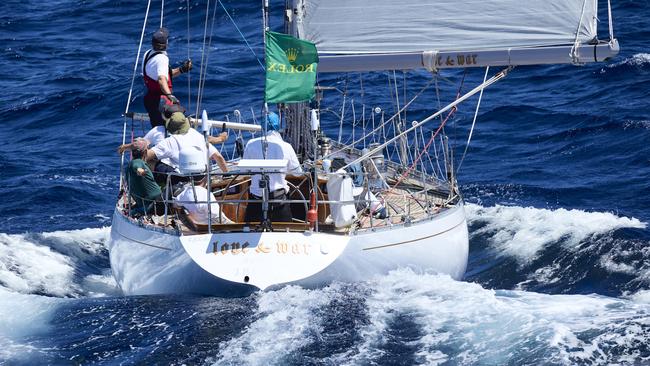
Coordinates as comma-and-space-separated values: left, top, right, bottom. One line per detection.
165, 112, 190, 135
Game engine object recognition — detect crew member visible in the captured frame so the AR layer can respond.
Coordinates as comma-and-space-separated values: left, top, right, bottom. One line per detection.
125, 138, 165, 216
143, 27, 192, 127
175, 173, 232, 225
145, 112, 228, 185
243, 112, 302, 223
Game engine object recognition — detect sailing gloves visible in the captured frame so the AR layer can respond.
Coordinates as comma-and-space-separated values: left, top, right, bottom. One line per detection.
179, 59, 192, 74
167, 94, 180, 105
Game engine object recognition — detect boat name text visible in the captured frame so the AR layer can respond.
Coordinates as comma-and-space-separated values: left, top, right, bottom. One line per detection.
435, 54, 479, 67
211, 241, 312, 255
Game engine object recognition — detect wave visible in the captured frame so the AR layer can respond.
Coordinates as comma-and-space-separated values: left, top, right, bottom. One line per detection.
0, 288, 63, 362
210, 285, 345, 365
465, 203, 646, 262
0, 227, 118, 298
604, 53, 650, 70
205, 270, 650, 365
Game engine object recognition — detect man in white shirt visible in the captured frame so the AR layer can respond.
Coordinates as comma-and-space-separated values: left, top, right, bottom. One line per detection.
243, 112, 302, 223
142, 27, 192, 127
145, 112, 228, 184
175, 175, 232, 225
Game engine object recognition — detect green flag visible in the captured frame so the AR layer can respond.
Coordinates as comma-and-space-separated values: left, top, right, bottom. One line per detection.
265, 31, 319, 103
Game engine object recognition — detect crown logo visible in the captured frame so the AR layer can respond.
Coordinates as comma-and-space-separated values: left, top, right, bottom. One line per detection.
285, 48, 299, 62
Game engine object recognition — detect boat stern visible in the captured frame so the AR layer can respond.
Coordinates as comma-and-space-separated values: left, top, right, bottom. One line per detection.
180, 231, 350, 290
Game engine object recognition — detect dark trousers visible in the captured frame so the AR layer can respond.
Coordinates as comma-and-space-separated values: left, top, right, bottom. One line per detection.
244, 191, 292, 223
153, 161, 188, 187
144, 93, 164, 128
130, 194, 166, 217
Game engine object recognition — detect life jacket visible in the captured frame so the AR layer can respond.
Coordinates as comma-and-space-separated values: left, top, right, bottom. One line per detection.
143, 50, 173, 95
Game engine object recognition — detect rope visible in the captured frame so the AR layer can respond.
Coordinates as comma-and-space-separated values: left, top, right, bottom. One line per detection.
325, 77, 435, 159
160, 0, 164, 28
120, 0, 152, 189
457, 66, 489, 174
570, 0, 588, 64
218, 0, 265, 71
389, 72, 467, 191
342, 67, 513, 170
195, 0, 212, 118
607, 0, 614, 40
186, 0, 192, 113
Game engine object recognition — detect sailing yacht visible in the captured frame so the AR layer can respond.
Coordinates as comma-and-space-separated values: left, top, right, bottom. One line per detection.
108, 0, 619, 296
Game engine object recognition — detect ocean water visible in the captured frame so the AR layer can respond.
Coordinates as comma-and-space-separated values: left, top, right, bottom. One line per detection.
1, 0, 650, 364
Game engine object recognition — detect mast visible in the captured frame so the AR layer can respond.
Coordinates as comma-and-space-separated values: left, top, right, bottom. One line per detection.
283, 0, 312, 160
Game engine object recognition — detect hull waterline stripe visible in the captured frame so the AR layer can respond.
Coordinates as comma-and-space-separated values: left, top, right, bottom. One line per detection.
361, 219, 466, 251
115, 229, 172, 251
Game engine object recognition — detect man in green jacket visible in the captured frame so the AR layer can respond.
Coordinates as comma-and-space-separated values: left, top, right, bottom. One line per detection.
125, 138, 164, 216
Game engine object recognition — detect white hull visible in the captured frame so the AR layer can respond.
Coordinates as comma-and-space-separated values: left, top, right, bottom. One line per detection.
108, 204, 468, 296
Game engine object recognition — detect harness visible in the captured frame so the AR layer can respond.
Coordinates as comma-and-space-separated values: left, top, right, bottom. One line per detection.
143, 50, 173, 95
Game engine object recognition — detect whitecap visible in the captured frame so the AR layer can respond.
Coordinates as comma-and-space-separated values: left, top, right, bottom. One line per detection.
347, 269, 650, 365
0, 227, 116, 297
465, 203, 645, 262
607, 53, 650, 68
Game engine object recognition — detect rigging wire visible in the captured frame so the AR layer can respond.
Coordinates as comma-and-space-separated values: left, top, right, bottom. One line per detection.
342, 66, 513, 170
570, 0, 588, 64
195, 0, 212, 118
160, 0, 164, 27
389, 75, 466, 192
186, 0, 192, 113
325, 77, 435, 159
607, 0, 614, 40
218, 0, 265, 71
120, 0, 152, 188
456, 66, 489, 174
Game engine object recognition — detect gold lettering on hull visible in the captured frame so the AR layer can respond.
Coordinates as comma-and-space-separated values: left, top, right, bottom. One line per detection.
211, 240, 316, 255
276, 242, 288, 254
256, 242, 271, 253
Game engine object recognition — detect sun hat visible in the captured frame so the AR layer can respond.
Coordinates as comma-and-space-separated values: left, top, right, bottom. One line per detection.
165, 112, 190, 135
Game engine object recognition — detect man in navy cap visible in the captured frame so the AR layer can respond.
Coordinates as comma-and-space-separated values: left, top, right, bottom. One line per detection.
142, 27, 192, 127
243, 112, 302, 223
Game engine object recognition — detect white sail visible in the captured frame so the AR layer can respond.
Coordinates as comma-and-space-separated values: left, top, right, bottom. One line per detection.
290, 0, 618, 72
299, 0, 598, 53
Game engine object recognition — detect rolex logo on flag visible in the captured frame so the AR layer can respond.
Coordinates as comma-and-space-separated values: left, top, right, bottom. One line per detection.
265, 31, 319, 104
286, 48, 298, 62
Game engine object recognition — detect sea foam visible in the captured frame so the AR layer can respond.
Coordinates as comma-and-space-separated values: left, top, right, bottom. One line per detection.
465, 203, 645, 262
0, 227, 116, 297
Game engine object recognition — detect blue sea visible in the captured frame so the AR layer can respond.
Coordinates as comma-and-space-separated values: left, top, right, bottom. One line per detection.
2, 0, 650, 364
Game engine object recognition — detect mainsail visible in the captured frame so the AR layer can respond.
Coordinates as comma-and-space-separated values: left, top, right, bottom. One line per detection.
289, 0, 619, 72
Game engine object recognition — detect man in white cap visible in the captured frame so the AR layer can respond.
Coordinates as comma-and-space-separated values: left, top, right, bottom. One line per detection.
142, 27, 192, 127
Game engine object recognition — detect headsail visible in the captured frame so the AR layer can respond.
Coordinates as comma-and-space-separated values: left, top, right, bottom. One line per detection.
290, 0, 619, 72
